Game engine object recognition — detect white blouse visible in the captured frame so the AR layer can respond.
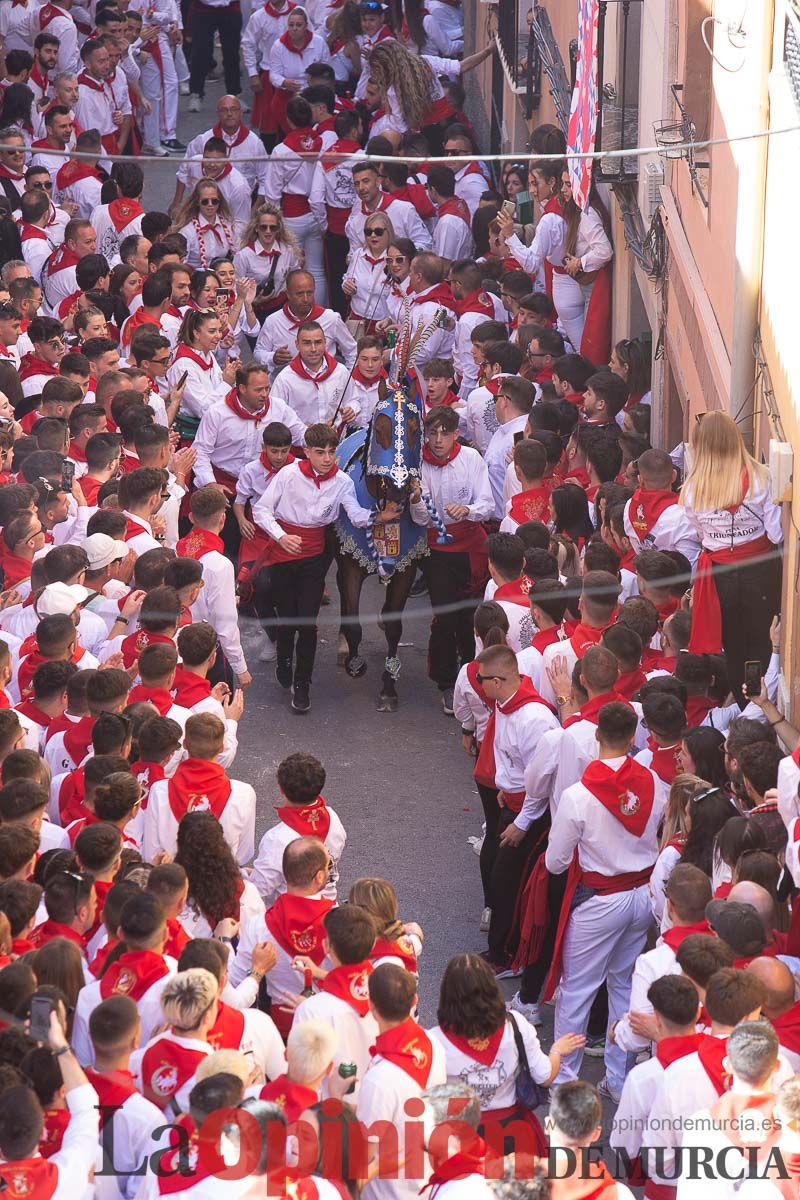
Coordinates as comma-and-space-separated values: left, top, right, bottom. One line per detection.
680, 476, 783, 550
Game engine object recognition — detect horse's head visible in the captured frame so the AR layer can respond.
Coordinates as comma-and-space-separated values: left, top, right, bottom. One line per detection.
363, 372, 423, 508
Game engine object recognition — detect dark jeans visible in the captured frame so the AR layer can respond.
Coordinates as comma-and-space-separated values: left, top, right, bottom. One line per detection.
477, 783, 500, 907
269, 550, 332, 685
487, 808, 549, 963
712, 551, 781, 701
422, 549, 475, 691
189, 5, 242, 97
325, 231, 350, 318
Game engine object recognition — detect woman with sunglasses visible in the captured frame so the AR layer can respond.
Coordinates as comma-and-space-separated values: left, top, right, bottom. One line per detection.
379, 237, 416, 330
342, 213, 394, 334
166, 309, 239, 435
173, 179, 238, 272
234, 203, 300, 320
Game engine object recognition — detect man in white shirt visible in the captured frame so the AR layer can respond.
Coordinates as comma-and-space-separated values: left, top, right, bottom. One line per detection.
442, 125, 489, 217
458, 336, 520, 449
428, 166, 472, 263
483, 375, 534, 520
129, 968, 217, 1112
39, 217, 97, 317
449, 264, 506, 399
345, 161, 431, 255
624, 448, 701, 566
405, 252, 456, 366
195, 138, 253, 225
268, 321, 355, 427
253, 268, 357, 376
75, 39, 122, 162
175, 94, 268, 202
36, 0, 80, 75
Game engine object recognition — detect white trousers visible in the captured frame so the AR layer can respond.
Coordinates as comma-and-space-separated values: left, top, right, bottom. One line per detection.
140, 38, 178, 145
553, 885, 652, 1095
552, 271, 595, 354
284, 212, 328, 306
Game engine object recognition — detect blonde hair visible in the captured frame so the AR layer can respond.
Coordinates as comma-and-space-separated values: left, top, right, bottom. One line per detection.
679, 411, 767, 512
348, 877, 404, 940
195, 1048, 251, 1085
161, 967, 218, 1030
361, 212, 396, 243
659, 772, 703, 849
286, 1019, 337, 1084
240, 202, 296, 253
367, 41, 437, 131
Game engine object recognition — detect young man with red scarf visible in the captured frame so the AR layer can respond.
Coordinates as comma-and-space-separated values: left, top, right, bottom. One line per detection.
19, 314, 67, 398
343, 336, 386, 430
0, 1006, 100, 1200
143, 711, 255, 865
428, 166, 472, 263
356, 963, 447, 1194
458, 328, 514, 446
409, 406, 493, 715
129, 967, 218, 1112
30, 868, 97, 952
499, 439, 552, 535
471, 644, 559, 972
539, 571, 621, 710
541, 1081, 638, 1200
419, 1084, 493, 1200
418, 358, 462, 417
291, 905, 379, 1103
545, 702, 666, 1102
268, 321, 355, 428
634, 548, 690, 632
345, 162, 432, 257
253, 423, 399, 714
45, 667, 129, 777
252, 751, 346, 909
403, 253, 456, 369
172, 623, 243, 761
259, 1019, 336, 1122
450, 262, 506, 400
254, 268, 357, 376
634, 692, 687, 785
623, 448, 700, 566
126, 642, 191, 731
483, 532, 533, 655
610, 864, 711, 1057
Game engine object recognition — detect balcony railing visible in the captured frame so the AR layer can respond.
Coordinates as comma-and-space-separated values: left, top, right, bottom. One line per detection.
496, 0, 531, 95
595, 0, 643, 181
784, 0, 800, 115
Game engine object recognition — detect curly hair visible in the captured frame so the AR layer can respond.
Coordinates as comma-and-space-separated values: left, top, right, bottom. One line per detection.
240, 202, 297, 254
172, 178, 234, 234
174, 811, 243, 928
437, 952, 506, 1039
366, 41, 437, 132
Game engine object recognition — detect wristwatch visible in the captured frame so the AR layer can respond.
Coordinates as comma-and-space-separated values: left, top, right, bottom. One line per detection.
556, 695, 570, 706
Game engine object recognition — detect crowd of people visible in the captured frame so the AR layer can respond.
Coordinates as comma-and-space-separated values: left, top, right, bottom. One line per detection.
0, 0, 795, 1197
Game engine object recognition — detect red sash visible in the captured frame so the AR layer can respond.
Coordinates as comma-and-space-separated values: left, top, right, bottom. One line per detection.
171, 668, 212, 708
85, 1068, 138, 1127
167, 758, 232, 822
582, 757, 655, 836
689, 534, 773, 655
264, 892, 333, 962
100, 949, 170, 1000
276, 796, 331, 840
661, 919, 713, 953
261, 520, 326, 566
0, 1159, 58, 1200
321, 961, 372, 1016
440, 1024, 504, 1067
259, 1075, 318, 1124
509, 486, 551, 526
206, 1000, 245, 1051
628, 489, 678, 541
141, 1037, 208, 1109
371, 1017, 434, 1087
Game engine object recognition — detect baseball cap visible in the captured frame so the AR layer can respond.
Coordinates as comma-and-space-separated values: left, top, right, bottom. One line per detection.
705, 899, 767, 958
85, 533, 129, 571
36, 581, 91, 617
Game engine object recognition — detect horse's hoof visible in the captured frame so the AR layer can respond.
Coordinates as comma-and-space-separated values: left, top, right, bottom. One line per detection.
377, 693, 398, 712
336, 634, 348, 666
345, 655, 367, 678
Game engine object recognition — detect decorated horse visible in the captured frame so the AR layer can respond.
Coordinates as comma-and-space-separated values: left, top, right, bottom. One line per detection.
334, 303, 452, 711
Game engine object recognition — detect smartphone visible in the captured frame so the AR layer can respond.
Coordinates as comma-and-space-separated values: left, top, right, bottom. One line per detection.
744, 660, 762, 698
216, 288, 230, 303
29, 995, 54, 1043
176, 370, 189, 390
502, 199, 516, 218
513, 430, 525, 445
61, 459, 75, 493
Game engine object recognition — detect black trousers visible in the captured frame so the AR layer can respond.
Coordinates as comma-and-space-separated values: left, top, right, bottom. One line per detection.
253, 565, 276, 641
325, 232, 350, 318
712, 551, 781, 701
422, 549, 475, 691
188, 5, 242, 97
477, 783, 501, 907
487, 808, 549, 963
268, 550, 332, 685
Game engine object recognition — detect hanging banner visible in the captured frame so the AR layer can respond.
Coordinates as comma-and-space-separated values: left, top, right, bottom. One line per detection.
566, 0, 600, 210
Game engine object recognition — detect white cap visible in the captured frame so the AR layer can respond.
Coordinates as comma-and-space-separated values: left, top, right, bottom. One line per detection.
85, 533, 129, 571
37, 582, 91, 617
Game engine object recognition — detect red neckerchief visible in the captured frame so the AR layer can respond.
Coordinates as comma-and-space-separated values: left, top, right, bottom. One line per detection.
628, 488, 678, 540
321, 136, 361, 171
206, 1000, 245, 1051
423, 1138, 486, 1195
15, 699, 53, 729
290, 352, 338, 384
130, 760, 166, 810
80, 476, 103, 505
259, 1074, 318, 1124
173, 344, 213, 372
0, 163, 24, 182
225, 386, 268, 421
281, 125, 323, 156
120, 628, 173, 669
410, 282, 456, 311
67, 439, 88, 464
176, 528, 224, 559
163, 917, 189, 960
465, 660, 493, 710
351, 366, 386, 388
497, 675, 556, 716
279, 27, 312, 52
264, 892, 334, 963
0, 550, 34, 588
422, 442, 461, 467
693, 1032, 729, 1095
569, 620, 611, 657
298, 457, 338, 488
265, 0, 296, 13
167, 757, 232, 822
85, 1069, 138, 1127
655, 1032, 703, 1069
30, 919, 86, 950
63, 713, 96, 766
107, 197, 144, 232
452, 288, 495, 318
127, 685, 173, 716
18, 352, 61, 381
581, 757, 655, 836
772, 1001, 800, 1054
100, 948, 170, 1000
121, 308, 159, 347
685, 694, 715, 727
276, 796, 331, 840
494, 576, 532, 608
260, 449, 295, 476
509, 485, 550, 525
212, 121, 249, 147
371, 933, 417, 973
39, 1107, 69, 1158
441, 1024, 506, 1068
282, 302, 325, 329
171, 667, 212, 708
321, 961, 372, 1016
661, 919, 713, 953
615, 665, 647, 699
54, 160, 102, 191
20, 221, 48, 242
563, 690, 632, 729
0, 1157, 58, 1200
142, 1039, 208, 1111
437, 195, 471, 226
646, 737, 683, 785
371, 1016, 434, 1087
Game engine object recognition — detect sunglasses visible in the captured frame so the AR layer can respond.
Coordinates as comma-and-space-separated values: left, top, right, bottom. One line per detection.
365, 228, 385, 237
386, 256, 406, 264
258, 224, 278, 232
32, 180, 53, 190
200, 197, 220, 206
475, 672, 505, 683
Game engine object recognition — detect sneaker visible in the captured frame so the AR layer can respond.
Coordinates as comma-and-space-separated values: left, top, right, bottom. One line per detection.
162, 138, 187, 152
259, 638, 277, 662
179, 81, 190, 95
188, 94, 202, 112
141, 144, 169, 156
479, 906, 491, 932
494, 964, 523, 980
292, 682, 311, 713
584, 1034, 606, 1058
597, 1075, 620, 1104
441, 688, 454, 716
275, 659, 292, 689
507, 991, 542, 1025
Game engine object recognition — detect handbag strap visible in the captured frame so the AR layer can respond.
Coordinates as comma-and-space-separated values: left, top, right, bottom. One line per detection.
507, 1012, 535, 1086
263, 251, 279, 292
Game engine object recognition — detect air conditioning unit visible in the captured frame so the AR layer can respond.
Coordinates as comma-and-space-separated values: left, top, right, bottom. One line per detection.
644, 161, 665, 219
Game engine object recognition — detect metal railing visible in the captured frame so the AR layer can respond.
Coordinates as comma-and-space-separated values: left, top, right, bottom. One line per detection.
783, 0, 800, 115
496, 0, 533, 92
595, 0, 643, 181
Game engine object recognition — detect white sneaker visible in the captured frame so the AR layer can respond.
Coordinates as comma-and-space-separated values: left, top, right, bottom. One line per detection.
179, 81, 190, 95
479, 906, 491, 932
141, 144, 169, 156
188, 94, 202, 112
507, 992, 542, 1025
259, 638, 277, 662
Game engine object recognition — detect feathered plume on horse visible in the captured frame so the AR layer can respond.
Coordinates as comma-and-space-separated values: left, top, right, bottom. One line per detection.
334, 298, 451, 711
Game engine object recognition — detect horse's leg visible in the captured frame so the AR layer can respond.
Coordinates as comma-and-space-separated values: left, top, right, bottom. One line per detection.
335, 552, 368, 677
377, 561, 417, 711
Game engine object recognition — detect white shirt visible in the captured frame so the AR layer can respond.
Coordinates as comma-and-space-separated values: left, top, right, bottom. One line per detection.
75, 75, 118, 144
453, 662, 492, 741
39, 5, 80, 74
262, 134, 327, 231
166, 348, 228, 419
453, 163, 489, 218
609, 1053, 665, 1162
484, 414, 528, 518
40, 1082, 101, 1200
612, 938, 682, 1053
241, 4, 295, 74
680, 477, 783, 550
179, 878, 264, 941
20, 224, 55, 283
454, 303, 506, 397
345, 195, 431, 255
459, 379, 504, 455
179, 126, 268, 194
254, 305, 357, 374
409, 446, 494, 530
92, 1086, 167, 1200
268, 357, 354, 425
143, 773, 256, 865
343, 375, 382, 430
291, 989, 379, 1102
268, 31, 330, 92
777, 754, 800, 832
233, 240, 299, 294
179, 218, 240, 270
253, 459, 374, 539
188, 546, 249, 677
192, 396, 305, 486
429, 1017, 552, 1111
344, 248, 391, 321
623, 493, 701, 566
211, 164, 254, 224
72, 958, 178, 1065
251, 804, 347, 907
493, 689, 560, 829
433, 210, 472, 262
